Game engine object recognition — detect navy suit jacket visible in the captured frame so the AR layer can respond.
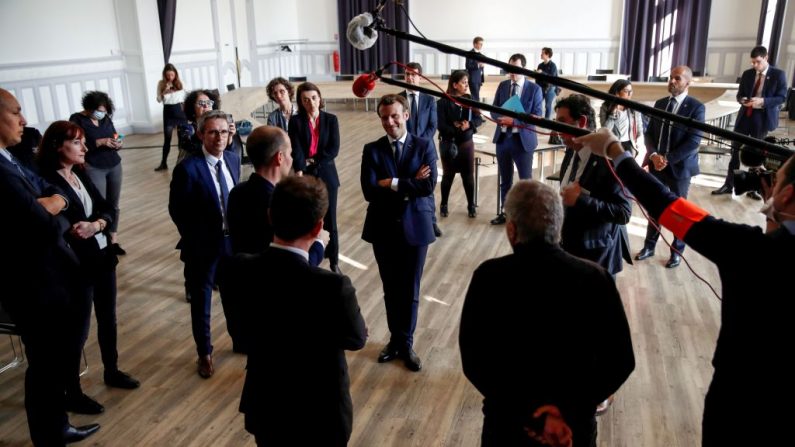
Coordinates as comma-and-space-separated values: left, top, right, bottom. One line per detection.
644, 94, 705, 179
169, 150, 241, 262
490, 78, 543, 150
558, 149, 632, 275
361, 133, 437, 246
465, 51, 484, 87
289, 111, 340, 188
735, 65, 788, 133
400, 90, 438, 146
0, 153, 78, 316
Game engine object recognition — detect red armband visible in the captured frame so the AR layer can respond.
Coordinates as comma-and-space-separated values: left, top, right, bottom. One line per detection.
658, 198, 710, 240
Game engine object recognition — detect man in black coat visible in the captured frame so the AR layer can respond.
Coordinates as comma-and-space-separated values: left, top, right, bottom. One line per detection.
0, 88, 99, 446
460, 179, 635, 447
577, 128, 795, 447
238, 176, 367, 446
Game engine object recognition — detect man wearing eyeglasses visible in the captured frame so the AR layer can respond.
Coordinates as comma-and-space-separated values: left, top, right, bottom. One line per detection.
169, 110, 241, 379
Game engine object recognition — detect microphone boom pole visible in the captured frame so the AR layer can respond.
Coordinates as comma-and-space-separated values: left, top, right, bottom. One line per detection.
371, 23, 793, 161
375, 70, 589, 138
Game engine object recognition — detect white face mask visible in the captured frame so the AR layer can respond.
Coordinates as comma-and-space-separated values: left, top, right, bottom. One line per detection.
760, 195, 795, 224
92, 110, 106, 121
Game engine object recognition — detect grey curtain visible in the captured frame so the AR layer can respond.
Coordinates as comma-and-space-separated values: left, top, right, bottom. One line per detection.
620, 0, 711, 81
337, 0, 410, 75
157, 0, 177, 63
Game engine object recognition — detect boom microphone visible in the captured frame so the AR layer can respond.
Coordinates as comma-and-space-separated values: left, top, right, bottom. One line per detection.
347, 12, 378, 50
346, 0, 388, 50
352, 72, 378, 98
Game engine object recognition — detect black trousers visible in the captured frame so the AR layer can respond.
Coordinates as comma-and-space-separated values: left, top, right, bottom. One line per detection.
645, 168, 691, 254
161, 104, 188, 165
440, 140, 476, 209
724, 111, 767, 187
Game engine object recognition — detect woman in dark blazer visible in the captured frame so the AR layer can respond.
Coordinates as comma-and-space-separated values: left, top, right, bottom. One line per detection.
37, 121, 140, 415
437, 70, 483, 218
288, 82, 341, 272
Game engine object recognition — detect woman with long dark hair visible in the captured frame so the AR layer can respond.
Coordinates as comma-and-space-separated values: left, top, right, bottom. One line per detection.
37, 120, 139, 415
599, 79, 646, 161
288, 82, 341, 272
437, 70, 483, 218
155, 63, 188, 171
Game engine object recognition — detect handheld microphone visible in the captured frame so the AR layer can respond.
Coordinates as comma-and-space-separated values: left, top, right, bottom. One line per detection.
352, 72, 378, 98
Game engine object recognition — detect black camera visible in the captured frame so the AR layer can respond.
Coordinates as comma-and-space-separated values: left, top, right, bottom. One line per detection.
732, 166, 775, 195
733, 138, 792, 195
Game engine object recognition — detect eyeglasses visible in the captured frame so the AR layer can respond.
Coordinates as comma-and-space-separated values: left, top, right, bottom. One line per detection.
197, 100, 215, 107
206, 129, 229, 137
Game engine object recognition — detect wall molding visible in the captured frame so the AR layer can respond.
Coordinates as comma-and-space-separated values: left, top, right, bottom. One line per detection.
0, 55, 122, 70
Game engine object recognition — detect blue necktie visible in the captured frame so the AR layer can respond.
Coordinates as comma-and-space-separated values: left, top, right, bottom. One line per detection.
510, 82, 518, 97
394, 140, 402, 168
216, 159, 229, 211
658, 98, 676, 155
410, 94, 419, 134
567, 153, 581, 184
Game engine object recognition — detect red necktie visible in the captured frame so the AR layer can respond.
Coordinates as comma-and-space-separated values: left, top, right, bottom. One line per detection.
746, 73, 762, 117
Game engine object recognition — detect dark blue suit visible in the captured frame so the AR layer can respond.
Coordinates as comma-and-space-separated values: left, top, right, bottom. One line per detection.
1, 151, 79, 446
466, 51, 485, 101
169, 150, 240, 357
400, 90, 438, 147
361, 133, 437, 350
643, 94, 705, 255
490, 79, 544, 208
559, 149, 632, 275
724, 65, 788, 187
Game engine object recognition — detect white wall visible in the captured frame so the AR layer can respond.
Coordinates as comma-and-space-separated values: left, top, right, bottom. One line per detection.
408, 0, 623, 76
705, 0, 761, 80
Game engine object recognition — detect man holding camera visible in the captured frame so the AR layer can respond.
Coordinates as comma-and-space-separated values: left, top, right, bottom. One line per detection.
713, 46, 788, 199
577, 127, 795, 447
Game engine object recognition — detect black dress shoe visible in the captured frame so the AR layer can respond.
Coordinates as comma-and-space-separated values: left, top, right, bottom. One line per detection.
711, 184, 733, 195
746, 190, 763, 200
154, 163, 168, 172
490, 213, 506, 225
104, 369, 140, 389
440, 204, 449, 218
112, 243, 127, 256
401, 349, 422, 372
468, 205, 477, 218
64, 423, 100, 444
634, 247, 655, 261
377, 345, 399, 363
65, 393, 104, 415
665, 254, 681, 268
433, 223, 443, 237
198, 355, 214, 378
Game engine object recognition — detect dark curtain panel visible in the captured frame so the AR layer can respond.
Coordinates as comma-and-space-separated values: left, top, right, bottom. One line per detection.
756, 0, 788, 65
337, 0, 410, 75
619, 0, 711, 82
157, 0, 178, 63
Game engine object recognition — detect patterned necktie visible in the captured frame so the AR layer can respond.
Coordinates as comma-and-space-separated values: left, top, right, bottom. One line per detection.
567, 152, 581, 184
216, 159, 229, 211
658, 98, 676, 155
393, 140, 402, 168
510, 82, 518, 97
746, 72, 763, 117
411, 94, 419, 134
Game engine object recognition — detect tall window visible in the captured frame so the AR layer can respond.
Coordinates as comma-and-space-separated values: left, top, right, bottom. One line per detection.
649, 2, 678, 77
757, 0, 787, 64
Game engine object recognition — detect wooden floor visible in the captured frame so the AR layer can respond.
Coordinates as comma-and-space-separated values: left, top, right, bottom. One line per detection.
0, 103, 779, 446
